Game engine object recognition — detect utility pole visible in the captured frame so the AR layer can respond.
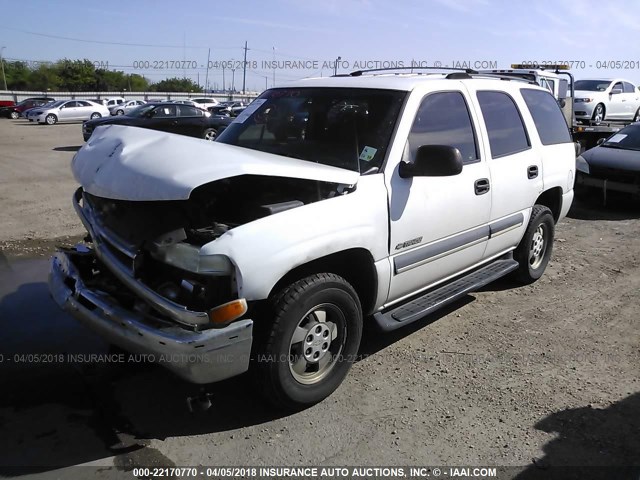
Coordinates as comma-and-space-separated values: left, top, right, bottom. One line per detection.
0, 47, 7, 91
242, 41, 248, 94
272, 46, 276, 88
222, 64, 226, 93
204, 48, 211, 94
334, 56, 341, 76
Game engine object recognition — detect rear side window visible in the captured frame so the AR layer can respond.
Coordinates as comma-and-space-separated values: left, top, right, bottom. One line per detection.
520, 89, 571, 145
477, 91, 530, 158
409, 91, 479, 164
623, 82, 635, 93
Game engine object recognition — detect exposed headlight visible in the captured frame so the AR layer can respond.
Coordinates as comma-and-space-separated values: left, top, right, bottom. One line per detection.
576, 155, 590, 174
151, 242, 233, 275
574, 98, 593, 103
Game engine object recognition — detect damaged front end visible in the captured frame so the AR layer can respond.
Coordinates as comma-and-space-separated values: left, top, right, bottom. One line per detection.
49, 174, 350, 384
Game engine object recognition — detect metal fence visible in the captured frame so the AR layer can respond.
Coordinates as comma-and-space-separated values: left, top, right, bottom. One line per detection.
0, 90, 259, 103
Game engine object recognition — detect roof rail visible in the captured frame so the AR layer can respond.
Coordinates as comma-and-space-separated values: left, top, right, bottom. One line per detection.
347, 66, 478, 77
470, 73, 537, 84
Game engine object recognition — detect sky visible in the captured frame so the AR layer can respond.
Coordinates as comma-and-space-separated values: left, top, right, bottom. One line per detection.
1, 0, 640, 92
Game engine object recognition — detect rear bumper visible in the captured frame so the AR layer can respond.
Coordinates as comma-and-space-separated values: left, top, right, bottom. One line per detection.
49, 249, 253, 384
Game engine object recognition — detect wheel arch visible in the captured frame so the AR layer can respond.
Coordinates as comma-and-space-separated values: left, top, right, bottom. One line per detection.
535, 187, 563, 223
268, 248, 378, 316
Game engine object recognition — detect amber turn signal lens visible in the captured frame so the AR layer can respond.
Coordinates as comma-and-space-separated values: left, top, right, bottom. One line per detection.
208, 299, 248, 325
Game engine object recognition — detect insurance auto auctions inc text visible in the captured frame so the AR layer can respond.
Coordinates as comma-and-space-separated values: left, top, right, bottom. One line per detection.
260, 59, 498, 70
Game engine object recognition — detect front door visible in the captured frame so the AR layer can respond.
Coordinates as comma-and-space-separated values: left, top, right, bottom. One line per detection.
385, 88, 492, 305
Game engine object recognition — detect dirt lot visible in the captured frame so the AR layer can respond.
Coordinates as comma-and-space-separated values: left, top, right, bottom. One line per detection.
0, 119, 638, 477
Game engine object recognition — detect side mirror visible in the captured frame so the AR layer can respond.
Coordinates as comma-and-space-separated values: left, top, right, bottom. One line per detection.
611, 88, 622, 95
399, 145, 463, 178
596, 137, 606, 145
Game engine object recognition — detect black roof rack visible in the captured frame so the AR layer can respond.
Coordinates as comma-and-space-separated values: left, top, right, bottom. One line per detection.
347, 66, 478, 77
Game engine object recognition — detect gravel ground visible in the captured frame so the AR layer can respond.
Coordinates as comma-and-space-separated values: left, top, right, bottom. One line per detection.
0, 119, 638, 478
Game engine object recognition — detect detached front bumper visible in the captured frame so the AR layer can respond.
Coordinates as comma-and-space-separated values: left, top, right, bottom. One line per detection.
576, 171, 640, 196
49, 249, 253, 384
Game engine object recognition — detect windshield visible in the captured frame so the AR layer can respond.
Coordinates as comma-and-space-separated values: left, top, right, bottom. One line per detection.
128, 104, 157, 117
217, 88, 406, 173
602, 125, 640, 151
575, 80, 611, 92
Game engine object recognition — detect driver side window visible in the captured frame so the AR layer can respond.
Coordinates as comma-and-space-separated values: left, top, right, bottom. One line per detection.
408, 91, 479, 164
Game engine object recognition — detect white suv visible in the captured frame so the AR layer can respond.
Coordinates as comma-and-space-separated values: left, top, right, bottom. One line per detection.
50, 71, 575, 409
574, 78, 640, 123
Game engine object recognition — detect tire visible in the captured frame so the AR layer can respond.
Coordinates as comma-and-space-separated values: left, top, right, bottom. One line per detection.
90, 112, 102, 119
116, 109, 124, 116
45, 114, 57, 125
513, 205, 555, 284
10, 111, 19, 119
203, 128, 217, 141
633, 108, 640, 123
256, 273, 363, 410
591, 103, 605, 123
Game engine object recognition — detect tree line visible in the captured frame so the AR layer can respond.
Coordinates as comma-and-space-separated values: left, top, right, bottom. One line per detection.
1, 58, 203, 92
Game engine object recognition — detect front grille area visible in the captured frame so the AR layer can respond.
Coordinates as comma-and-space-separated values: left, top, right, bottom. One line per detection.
82, 193, 234, 313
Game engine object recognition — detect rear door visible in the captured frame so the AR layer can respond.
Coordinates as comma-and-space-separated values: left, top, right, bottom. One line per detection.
176, 105, 207, 137
474, 89, 543, 259
385, 85, 492, 304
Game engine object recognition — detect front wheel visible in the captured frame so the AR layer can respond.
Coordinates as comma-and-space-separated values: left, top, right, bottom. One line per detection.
203, 128, 217, 141
256, 273, 363, 410
45, 114, 57, 125
10, 111, 19, 119
513, 205, 555, 284
90, 112, 102, 119
116, 109, 124, 116
591, 103, 605, 123
633, 108, 640, 123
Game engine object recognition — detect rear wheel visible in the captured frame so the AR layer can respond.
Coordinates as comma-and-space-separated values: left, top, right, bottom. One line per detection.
90, 112, 102, 119
256, 273, 362, 410
45, 114, 57, 125
116, 109, 124, 116
203, 128, 217, 141
591, 103, 605, 123
633, 108, 640, 123
513, 205, 555, 284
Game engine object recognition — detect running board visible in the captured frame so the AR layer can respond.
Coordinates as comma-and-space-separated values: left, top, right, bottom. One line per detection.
373, 258, 519, 332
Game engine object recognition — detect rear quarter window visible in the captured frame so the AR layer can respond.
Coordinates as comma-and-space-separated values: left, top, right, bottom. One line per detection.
520, 89, 572, 146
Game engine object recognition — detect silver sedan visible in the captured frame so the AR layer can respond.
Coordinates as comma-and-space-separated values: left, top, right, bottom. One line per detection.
32, 100, 111, 125
109, 100, 147, 116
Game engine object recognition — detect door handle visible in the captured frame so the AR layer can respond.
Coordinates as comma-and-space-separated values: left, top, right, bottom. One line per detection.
474, 178, 490, 195
527, 165, 539, 179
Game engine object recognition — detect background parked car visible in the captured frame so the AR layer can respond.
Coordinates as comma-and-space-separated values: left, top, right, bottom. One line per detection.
82, 102, 233, 141
208, 101, 247, 116
574, 78, 640, 123
0, 97, 56, 119
575, 123, 640, 201
32, 100, 110, 125
109, 100, 147, 116
172, 99, 207, 110
190, 97, 219, 110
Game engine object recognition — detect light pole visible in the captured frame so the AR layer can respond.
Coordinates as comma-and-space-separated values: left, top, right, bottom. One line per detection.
0, 47, 8, 91
272, 46, 276, 88
333, 56, 341, 76
231, 67, 236, 94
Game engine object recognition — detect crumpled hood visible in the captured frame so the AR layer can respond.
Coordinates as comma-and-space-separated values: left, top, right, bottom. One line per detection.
72, 125, 359, 201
